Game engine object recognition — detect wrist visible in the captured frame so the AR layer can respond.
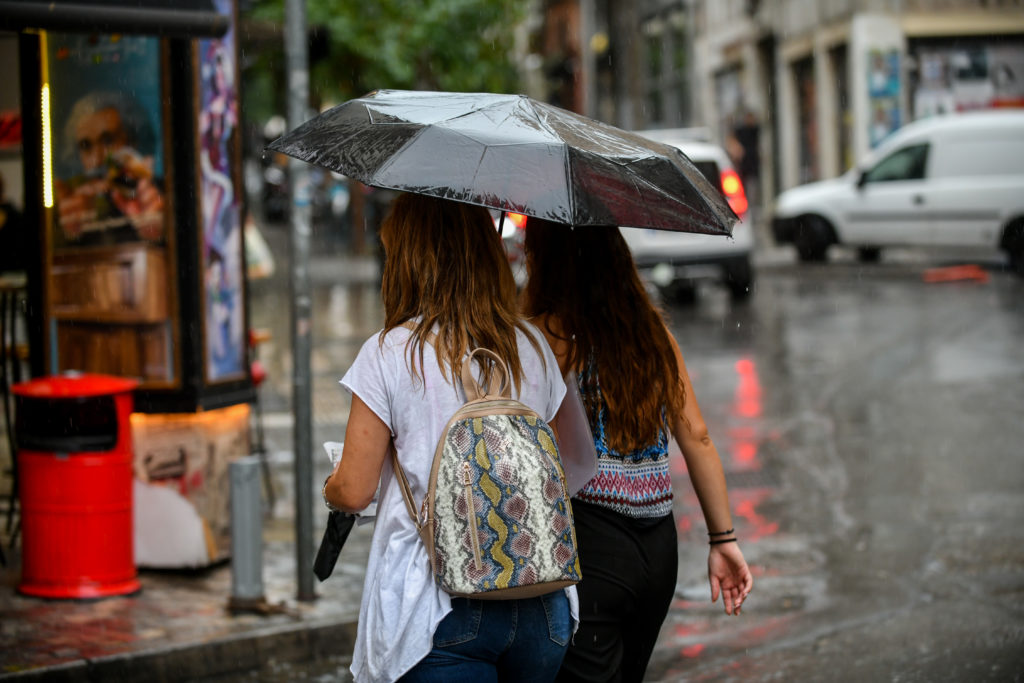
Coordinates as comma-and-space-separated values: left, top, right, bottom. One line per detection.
322, 473, 342, 512
708, 527, 737, 546
709, 537, 738, 546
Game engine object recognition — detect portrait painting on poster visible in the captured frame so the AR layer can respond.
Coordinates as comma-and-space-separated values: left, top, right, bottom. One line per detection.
47, 33, 169, 250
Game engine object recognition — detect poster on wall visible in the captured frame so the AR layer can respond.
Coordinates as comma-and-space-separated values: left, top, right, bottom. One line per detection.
197, 0, 245, 383
47, 34, 168, 249
913, 45, 1024, 119
868, 49, 901, 148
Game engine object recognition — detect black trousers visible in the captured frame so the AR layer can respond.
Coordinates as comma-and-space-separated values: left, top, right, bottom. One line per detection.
558, 501, 678, 683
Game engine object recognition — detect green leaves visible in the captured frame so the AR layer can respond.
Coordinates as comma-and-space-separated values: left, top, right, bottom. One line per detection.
247, 0, 526, 111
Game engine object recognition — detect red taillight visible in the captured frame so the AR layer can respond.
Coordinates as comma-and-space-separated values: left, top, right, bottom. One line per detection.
507, 212, 528, 229
720, 168, 748, 217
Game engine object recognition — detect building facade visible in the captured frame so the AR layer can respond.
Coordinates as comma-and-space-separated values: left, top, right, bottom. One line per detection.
530, 0, 1023, 209
692, 0, 1024, 203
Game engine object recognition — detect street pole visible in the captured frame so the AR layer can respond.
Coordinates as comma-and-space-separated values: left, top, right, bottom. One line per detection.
284, 0, 316, 602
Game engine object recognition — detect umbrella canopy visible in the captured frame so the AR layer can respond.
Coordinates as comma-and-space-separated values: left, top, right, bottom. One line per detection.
266, 89, 737, 236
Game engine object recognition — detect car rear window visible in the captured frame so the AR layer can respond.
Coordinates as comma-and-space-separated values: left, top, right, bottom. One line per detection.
693, 160, 719, 187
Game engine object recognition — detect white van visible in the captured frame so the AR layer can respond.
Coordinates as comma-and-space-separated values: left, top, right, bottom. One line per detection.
770, 110, 1024, 274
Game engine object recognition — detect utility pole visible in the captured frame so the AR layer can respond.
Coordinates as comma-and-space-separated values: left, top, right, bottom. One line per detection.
284, 0, 315, 602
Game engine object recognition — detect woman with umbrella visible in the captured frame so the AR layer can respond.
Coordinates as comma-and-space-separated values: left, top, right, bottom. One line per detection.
521, 222, 753, 682
323, 193, 576, 681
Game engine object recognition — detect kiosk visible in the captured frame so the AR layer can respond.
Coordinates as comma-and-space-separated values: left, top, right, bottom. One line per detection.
2, 0, 254, 567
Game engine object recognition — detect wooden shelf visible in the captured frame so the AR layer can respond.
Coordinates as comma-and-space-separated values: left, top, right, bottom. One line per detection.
52, 310, 168, 325
51, 243, 168, 320
50, 242, 175, 383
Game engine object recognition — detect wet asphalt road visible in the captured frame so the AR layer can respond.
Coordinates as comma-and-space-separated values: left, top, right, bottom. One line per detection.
248, 240, 1024, 682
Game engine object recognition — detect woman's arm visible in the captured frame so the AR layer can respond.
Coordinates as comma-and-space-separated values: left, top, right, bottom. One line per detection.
531, 313, 572, 441
323, 395, 392, 513
668, 333, 733, 534
667, 330, 753, 615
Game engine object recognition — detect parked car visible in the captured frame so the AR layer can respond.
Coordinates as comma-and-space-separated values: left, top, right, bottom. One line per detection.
620, 128, 754, 300
497, 129, 752, 298
771, 110, 1024, 273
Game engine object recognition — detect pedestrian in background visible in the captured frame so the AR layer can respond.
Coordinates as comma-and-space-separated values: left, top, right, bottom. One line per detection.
521, 222, 753, 683
323, 193, 577, 682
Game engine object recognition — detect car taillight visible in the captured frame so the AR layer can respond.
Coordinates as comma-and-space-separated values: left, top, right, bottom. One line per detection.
720, 168, 748, 217
507, 212, 528, 229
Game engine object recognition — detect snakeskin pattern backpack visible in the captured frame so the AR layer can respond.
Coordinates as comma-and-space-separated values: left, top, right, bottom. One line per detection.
391, 346, 582, 599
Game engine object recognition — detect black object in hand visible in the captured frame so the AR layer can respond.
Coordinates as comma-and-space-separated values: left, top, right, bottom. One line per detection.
313, 510, 357, 581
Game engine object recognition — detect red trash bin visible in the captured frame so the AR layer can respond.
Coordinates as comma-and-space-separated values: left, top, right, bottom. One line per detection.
13, 373, 141, 599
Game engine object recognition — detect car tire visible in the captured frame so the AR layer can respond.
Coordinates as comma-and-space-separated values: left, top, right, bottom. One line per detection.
1009, 248, 1024, 277
724, 257, 754, 300
1001, 218, 1024, 277
795, 215, 833, 263
663, 280, 698, 306
857, 247, 882, 263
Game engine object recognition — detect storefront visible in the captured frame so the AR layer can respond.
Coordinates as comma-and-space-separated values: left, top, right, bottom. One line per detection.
1, 0, 254, 567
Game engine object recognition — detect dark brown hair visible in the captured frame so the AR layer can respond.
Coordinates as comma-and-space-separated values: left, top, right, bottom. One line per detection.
380, 193, 541, 391
521, 221, 685, 451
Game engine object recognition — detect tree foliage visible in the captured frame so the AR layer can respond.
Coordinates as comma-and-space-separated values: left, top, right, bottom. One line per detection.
245, 0, 526, 119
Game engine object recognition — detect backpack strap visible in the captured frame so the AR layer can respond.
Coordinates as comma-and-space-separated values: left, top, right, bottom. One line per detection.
399, 320, 437, 347
390, 444, 421, 530
399, 321, 510, 400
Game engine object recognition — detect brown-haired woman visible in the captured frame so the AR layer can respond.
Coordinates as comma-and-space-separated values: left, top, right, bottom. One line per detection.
521, 221, 753, 683
323, 194, 576, 682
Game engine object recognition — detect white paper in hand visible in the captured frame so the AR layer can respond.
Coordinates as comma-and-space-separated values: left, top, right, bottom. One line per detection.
322, 441, 378, 523
323, 441, 344, 468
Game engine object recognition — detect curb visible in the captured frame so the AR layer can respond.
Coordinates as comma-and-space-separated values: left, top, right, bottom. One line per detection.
0, 618, 358, 682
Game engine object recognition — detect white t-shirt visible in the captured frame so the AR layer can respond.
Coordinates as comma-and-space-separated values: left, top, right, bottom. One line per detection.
341, 322, 576, 683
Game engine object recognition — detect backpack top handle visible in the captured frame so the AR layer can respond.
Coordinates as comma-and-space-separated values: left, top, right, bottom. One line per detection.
461, 348, 512, 401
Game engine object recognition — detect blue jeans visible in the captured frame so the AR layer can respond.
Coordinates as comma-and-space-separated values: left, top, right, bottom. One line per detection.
401, 591, 571, 682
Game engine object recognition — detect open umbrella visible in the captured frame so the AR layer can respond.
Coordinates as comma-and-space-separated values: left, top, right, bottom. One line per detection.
266, 89, 737, 236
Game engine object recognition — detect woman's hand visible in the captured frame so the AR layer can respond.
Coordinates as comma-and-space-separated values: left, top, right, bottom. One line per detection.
708, 542, 753, 615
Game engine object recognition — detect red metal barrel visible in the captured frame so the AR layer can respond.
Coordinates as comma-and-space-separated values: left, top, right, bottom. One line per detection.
13, 374, 140, 599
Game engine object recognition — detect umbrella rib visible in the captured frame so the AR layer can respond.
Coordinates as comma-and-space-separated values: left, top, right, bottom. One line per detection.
521, 97, 561, 139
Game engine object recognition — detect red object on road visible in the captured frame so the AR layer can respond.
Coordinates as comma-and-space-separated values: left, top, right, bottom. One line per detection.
922, 264, 989, 283
13, 373, 140, 599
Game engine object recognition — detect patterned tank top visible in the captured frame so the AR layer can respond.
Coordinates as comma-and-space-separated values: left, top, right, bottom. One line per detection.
573, 362, 673, 519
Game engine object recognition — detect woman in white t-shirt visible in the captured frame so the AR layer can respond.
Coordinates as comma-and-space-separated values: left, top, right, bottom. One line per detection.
324, 193, 577, 682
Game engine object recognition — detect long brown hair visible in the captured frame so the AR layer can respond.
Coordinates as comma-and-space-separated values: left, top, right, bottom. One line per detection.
521, 222, 685, 452
380, 193, 541, 392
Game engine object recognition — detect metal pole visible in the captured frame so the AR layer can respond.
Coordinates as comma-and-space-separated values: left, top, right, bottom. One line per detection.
229, 456, 264, 607
284, 0, 315, 602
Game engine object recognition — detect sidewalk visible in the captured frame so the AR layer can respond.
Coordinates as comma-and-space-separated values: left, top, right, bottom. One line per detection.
0, 494, 371, 682
0, 223, 378, 681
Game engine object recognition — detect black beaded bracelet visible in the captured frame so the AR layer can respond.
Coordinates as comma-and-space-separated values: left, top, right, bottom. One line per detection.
708, 528, 735, 537
709, 537, 738, 545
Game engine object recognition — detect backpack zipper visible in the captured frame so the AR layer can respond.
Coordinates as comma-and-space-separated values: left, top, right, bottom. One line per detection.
463, 461, 483, 570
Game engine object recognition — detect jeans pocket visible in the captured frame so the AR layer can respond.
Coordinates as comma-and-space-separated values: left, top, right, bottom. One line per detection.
541, 591, 571, 647
432, 599, 483, 647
